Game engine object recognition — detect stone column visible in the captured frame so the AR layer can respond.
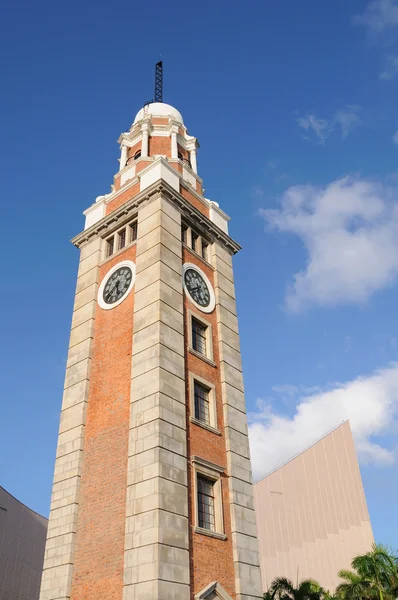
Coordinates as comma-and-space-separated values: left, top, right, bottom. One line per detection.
142, 122, 149, 157
213, 242, 263, 600
171, 127, 178, 159
189, 149, 197, 174
123, 194, 190, 600
39, 237, 101, 600
120, 145, 128, 171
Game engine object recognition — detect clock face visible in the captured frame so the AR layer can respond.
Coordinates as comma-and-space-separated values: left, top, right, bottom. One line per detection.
184, 268, 211, 308
103, 266, 133, 305
98, 260, 136, 310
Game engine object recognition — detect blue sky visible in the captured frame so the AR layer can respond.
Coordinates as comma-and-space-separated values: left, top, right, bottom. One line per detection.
1, 0, 398, 549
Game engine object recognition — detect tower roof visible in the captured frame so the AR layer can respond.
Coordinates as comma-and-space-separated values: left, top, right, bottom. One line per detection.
133, 102, 184, 125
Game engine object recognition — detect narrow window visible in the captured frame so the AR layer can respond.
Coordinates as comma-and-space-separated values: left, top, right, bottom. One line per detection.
134, 150, 141, 160
192, 318, 207, 355
202, 241, 208, 261
118, 229, 126, 250
197, 475, 215, 531
194, 381, 210, 424
130, 221, 138, 242
106, 236, 114, 257
182, 224, 188, 244
191, 231, 199, 253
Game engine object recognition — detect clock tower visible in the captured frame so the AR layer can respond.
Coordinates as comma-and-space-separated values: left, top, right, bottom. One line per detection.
39, 96, 263, 600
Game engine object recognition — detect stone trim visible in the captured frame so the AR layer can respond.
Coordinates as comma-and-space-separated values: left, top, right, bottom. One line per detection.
71, 179, 241, 255
182, 242, 214, 270
191, 456, 225, 474
123, 194, 190, 600
191, 457, 225, 537
190, 417, 221, 436
189, 348, 217, 368
193, 527, 227, 541
195, 581, 234, 600
187, 309, 214, 363
188, 373, 217, 431
213, 242, 263, 600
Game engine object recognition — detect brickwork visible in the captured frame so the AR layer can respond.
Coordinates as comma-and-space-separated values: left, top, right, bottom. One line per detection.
123, 194, 190, 600
177, 144, 189, 160
169, 160, 183, 176
126, 142, 142, 160
180, 186, 209, 217
70, 244, 136, 600
135, 159, 152, 175
39, 237, 101, 600
151, 117, 169, 126
40, 103, 261, 600
106, 183, 140, 215
183, 247, 236, 599
148, 135, 171, 157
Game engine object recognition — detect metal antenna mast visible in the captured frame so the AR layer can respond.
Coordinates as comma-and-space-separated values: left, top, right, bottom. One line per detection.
154, 61, 163, 103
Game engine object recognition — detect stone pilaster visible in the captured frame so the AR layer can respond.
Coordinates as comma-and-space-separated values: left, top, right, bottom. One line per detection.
39, 237, 101, 600
123, 195, 190, 600
213, 242, 263, 600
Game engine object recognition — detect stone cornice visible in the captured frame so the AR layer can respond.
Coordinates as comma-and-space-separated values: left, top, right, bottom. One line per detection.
71, 179, 241, 255
191, 455, 225, 474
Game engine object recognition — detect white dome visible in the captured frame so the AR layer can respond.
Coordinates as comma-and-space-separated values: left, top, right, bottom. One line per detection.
133, 102, 184, 125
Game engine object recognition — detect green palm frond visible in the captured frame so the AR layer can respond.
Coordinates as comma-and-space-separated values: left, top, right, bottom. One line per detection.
267, 577, 323, 600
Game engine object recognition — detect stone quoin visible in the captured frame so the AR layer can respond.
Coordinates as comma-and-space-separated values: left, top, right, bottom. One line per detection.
39, 99, 263, 600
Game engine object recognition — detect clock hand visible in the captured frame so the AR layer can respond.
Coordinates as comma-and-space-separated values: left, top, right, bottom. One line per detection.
106, 280, 119, 299
108, 280, 118, 294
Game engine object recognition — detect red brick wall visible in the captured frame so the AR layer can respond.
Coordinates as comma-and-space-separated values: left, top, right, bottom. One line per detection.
183, 247, 236, 599
151, 117, 168, 125
181, 187, 209, 218
148, 135, 171, 156
126, 142, 141, 160
106, 183, 140, 215
70, 244, 136, 600
177, 144, 189, 160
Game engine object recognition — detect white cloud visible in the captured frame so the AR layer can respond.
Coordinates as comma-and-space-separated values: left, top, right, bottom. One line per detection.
297, 114, 331, 144
297, 106, 362, 144
248, 363, 398, 481
380, 54, 398, 79
355, 0, 398, 33
334, 105, 362, 139
260, 175, 398, 311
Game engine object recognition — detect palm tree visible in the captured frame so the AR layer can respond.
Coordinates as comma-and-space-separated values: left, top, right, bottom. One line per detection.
336, 544, 398, 600
353, 543, 398, 600
264, 577, 324, 600
336, 568, 372, 599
